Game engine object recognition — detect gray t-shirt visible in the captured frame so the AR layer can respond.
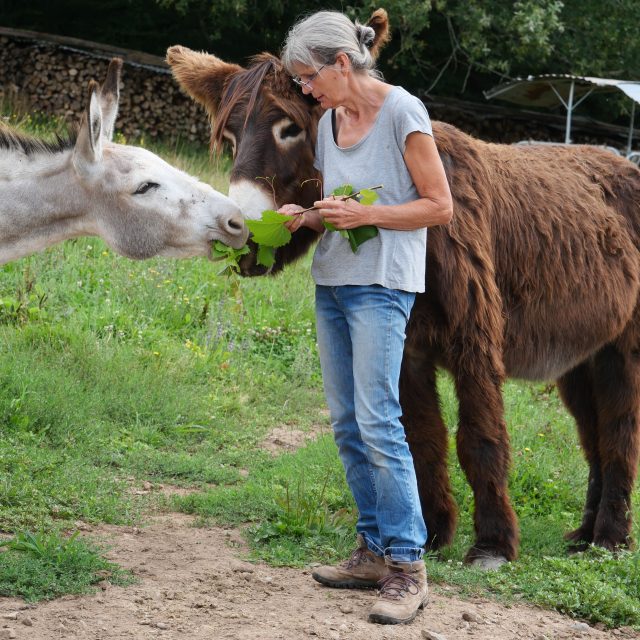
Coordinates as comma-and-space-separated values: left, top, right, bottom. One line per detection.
311, 86, 433, 293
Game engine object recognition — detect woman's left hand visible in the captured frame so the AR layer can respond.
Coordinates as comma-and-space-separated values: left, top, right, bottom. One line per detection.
314, 197, 370, 230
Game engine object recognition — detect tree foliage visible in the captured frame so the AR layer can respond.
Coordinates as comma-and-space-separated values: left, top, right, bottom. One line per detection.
2, 0, 639, 104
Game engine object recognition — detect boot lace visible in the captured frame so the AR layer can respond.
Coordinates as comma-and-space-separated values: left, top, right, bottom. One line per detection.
377, 572, 419, 601
341, 546, 372, 569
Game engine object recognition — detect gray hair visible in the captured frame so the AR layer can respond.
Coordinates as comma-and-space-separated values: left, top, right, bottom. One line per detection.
281, 11, 382, 79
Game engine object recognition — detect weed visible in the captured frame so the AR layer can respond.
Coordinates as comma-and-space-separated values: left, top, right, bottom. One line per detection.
0, 530, 133, 601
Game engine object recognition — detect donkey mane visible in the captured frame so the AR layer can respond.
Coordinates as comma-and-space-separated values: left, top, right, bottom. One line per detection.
212, 53, 316, 154
0, 123, 78, 156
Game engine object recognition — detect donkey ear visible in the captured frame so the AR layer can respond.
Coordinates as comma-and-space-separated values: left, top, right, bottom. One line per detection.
99, 57, 122, 141
166, 45, 243, 116
367, 8, 391, 61
74, 80, 103, 175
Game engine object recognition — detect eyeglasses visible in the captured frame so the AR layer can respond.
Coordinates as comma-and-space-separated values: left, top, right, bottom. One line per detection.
292, 64, 327, 89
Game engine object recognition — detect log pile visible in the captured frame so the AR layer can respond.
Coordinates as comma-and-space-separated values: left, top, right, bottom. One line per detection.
0, 29, 210, 143
0, 27, 634, 151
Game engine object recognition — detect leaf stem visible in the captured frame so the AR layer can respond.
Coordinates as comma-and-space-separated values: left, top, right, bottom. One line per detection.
291, 184, 384, 215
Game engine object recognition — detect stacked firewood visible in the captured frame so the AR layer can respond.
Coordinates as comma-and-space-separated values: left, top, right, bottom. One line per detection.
0, 32, 210, 143
0, 29, 632, 151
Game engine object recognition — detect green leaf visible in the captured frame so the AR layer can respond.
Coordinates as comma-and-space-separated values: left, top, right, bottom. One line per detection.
358, 189, 379, 206
322, 221, 348, 238
347, 225, 379, 252
256, 244, 276, 268
210, 241, 250, 276
246, 210, 292, 248
331, 184, 353, 197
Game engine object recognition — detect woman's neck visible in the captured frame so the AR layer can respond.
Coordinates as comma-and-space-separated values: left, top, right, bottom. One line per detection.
338, 75, 392, 123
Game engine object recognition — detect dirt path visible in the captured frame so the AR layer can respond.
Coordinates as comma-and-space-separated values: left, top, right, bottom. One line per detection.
1, 512, 638, 640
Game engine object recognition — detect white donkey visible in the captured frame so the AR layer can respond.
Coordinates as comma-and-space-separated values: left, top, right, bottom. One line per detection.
0, 58, 248, 264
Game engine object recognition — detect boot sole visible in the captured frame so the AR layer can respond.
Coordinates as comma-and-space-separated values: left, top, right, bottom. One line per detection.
311, 572, 378, 590
368, 597, 428, 625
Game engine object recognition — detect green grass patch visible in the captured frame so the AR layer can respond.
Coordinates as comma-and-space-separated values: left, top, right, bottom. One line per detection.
0, 109, 638, 626
0, 530, 133, 601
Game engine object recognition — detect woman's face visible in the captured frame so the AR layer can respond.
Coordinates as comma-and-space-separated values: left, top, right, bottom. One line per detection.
291, 61, 343, 109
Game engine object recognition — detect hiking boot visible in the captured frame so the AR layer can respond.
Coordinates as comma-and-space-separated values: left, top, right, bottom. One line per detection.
368, 558, 428, 625
312, 534, 389, 589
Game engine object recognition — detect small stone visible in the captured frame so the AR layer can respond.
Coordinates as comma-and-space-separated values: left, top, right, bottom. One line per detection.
422, 631, 448, 640
533, 635, 549, 640
22, 617, 33, 627
339, 605, 353, 614
571, 622, 592, 633
462, 611, 482, 623
143, 481, 153, 490
155, 622, 169, 630
2, 614, 17, 620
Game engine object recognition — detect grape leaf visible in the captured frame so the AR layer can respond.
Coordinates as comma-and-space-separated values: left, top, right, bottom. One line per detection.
347, 225, 378, 251
328, 185, 379, 252
256, 244, 276, 268
210, 241, 250, 275
358, 189, 379, 206
323, 220, 348, 239
332, 184, 353, 197
245, 210, 292, 248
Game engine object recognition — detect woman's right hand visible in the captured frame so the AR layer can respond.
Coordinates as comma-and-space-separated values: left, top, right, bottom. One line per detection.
279, 204, 306, 232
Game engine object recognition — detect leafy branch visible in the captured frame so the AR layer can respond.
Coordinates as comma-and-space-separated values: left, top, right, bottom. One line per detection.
246, 184, 383, 267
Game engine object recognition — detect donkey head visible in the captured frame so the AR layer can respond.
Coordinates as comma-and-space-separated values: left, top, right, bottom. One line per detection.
167, 9, 390, 274
167, 48, 322, 218
72, 59, 248, 260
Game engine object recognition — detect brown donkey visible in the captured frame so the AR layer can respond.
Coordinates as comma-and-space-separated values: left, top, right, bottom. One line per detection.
167, 10, 640, 568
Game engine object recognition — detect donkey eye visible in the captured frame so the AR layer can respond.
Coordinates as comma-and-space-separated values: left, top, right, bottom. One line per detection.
281, 123, 302, 138
133, 182, 159, 195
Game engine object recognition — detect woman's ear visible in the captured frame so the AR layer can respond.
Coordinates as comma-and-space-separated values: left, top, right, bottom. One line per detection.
336, 52, 350, 73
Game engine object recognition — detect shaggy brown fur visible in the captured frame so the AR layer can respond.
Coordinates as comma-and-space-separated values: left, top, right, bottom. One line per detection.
167, 9, 640, 564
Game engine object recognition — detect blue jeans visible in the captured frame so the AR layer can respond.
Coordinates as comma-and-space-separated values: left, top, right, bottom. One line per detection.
315, 284, 427, 562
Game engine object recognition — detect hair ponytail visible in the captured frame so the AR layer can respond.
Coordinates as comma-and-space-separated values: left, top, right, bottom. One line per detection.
282, 11, 383, 79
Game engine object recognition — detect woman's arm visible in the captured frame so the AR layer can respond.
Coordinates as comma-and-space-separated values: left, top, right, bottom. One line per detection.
313, 132, 453, 230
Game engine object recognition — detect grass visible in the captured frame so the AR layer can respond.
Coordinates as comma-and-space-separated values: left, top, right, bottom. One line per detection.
0, 107, 639, 627
0, 530, 133, 601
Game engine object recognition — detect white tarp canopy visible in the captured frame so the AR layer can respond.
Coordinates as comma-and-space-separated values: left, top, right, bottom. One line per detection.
484, 74, 640, 153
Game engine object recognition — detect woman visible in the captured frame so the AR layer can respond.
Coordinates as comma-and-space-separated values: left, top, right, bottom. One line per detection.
280, 10, 453, 625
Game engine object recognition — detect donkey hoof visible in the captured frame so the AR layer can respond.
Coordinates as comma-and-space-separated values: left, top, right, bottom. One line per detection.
470, 555, 508, 570
464, 548, 509, 570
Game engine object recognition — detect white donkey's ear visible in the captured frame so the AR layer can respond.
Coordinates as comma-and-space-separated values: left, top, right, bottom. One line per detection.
99, 58, 122, 141
73, 80, 104, 176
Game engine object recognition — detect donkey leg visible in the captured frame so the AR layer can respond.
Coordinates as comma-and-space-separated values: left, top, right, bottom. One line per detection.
556, 363, 601, 550
591, 342, 640, 550
400, 353, 457, 552
454, 364, 519, 567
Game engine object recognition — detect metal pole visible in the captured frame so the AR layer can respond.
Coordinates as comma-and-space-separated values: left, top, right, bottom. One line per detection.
565, 80, 575, 144
627, 100, 636, 156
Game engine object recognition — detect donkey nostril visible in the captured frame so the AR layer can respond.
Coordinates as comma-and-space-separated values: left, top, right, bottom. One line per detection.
226, 213, 247, 238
